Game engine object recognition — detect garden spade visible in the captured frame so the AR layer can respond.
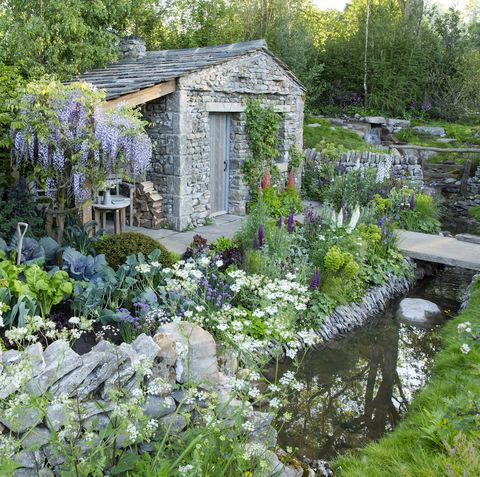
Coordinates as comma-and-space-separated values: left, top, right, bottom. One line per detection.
16, 222, 29, 265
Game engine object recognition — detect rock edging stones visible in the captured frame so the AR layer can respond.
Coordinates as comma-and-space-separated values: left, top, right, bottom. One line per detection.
0, 324, 297, 477
256, 272, 414, 360
297, 273, 414, 353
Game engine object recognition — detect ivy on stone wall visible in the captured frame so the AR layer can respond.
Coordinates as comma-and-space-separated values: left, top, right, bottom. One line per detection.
241, 99, 281, 192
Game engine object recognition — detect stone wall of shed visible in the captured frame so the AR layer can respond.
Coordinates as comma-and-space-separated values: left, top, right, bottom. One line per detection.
142, 93, 182, 228
144, 51, 304, 231
176, 51, 304, 228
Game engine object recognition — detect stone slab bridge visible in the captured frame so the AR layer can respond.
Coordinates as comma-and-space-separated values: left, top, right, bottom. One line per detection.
397, 230, 480, 271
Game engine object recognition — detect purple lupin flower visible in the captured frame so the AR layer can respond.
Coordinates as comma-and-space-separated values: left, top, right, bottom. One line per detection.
422, 96, 431, 112
278, 214, 284, 228
287, 209, 294, 233
258, 224, 264, 248
409, 192, 415, 210
309, 269, 321, 290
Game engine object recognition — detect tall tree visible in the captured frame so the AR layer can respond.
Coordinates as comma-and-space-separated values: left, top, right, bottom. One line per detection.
0, 0, 135, 78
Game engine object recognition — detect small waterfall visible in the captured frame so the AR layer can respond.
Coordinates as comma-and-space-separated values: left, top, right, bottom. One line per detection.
364, 127, 382, 144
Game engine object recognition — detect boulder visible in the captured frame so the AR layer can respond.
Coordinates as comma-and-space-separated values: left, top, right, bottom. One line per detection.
386, 118, 411, 129
131, 334, 161, 361
364, 116, 386, 125
77, 341, 129, 397
152, 332, 178, 383
396, 298, 444, 326
155, 322, 219, 385
412, 126, 445, 136
160, 413, 188, 433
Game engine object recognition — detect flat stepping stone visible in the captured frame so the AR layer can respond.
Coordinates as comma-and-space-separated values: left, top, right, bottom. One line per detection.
396, 230, 480, 271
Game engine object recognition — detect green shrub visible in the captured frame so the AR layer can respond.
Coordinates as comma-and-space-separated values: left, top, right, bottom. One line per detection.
258, 186, 303, 218
468, 205, 480, 222
0, 177, 45, 239
95, 232, 175, 270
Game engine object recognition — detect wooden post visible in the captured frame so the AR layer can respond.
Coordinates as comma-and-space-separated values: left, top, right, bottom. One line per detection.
80, 182, 93, 226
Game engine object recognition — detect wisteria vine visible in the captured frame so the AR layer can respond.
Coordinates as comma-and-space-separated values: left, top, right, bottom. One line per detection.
11, 80, 152, 206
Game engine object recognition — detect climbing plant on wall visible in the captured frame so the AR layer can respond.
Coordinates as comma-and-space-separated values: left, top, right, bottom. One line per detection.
10, 79, 152, 243
241, 99, 281, 192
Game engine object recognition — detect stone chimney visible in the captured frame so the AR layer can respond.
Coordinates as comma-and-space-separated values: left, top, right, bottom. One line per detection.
119, 36, 146, 60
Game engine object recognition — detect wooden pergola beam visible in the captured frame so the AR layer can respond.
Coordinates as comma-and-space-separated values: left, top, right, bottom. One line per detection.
104, 79, 176, 109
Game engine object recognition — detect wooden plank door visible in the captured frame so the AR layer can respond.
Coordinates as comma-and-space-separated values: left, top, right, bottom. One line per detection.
209, 113, 230, 215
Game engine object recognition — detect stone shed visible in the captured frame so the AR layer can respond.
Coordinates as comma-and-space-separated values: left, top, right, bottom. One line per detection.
77, 39, 305, 230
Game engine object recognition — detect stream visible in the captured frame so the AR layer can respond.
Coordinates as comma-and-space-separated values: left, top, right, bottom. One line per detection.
276, 266, 475, 461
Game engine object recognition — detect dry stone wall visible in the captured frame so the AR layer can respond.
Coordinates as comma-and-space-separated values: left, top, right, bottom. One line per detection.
304, 148, 423, 182
1, 323, 298, 477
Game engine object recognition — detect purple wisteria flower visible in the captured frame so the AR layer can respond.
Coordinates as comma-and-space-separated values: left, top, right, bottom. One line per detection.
309, 269, 321, 290
10, 85, 153, 210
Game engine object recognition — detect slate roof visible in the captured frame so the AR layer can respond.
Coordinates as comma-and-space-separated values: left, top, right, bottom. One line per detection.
74, 40, 304, 100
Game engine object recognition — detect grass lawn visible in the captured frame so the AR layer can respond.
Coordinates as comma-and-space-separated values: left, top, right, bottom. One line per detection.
395, 120, 480, 148
303, 115, 383, 152
334, 276, 480, 477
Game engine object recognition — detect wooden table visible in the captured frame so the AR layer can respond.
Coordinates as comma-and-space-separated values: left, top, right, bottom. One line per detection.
93, 196, 131, 234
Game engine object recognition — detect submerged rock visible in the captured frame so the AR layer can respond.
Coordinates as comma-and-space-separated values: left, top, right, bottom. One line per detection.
396, 298, 444, 326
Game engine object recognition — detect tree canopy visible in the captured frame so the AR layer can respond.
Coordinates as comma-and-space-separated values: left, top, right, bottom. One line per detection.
0, 0, 478, 120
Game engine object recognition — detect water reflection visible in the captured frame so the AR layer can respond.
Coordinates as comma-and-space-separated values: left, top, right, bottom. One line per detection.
277, 318, 439, 460
277, 267, 474, 460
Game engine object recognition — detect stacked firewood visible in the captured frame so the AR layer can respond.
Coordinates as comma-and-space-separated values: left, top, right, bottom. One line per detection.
133, 181, 163, 228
